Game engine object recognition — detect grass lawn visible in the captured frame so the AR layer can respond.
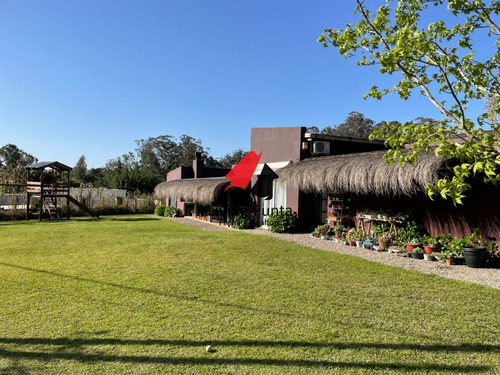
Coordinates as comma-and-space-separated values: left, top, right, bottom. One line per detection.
0, 215, 499, 374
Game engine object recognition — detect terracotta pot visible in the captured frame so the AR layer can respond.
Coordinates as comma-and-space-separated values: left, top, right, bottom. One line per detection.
446, 258, 454, 266
406, 244, 421, 252
423, 245, 437, 254
348, 241, 356, 246
378, 240, 389, 249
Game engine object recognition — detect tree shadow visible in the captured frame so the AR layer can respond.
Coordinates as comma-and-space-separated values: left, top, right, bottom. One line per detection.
0, 337, 498, 353
0, 337, 493, 373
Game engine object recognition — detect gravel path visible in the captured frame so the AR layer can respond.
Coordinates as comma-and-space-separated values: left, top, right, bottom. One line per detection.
168, 216, 500, 290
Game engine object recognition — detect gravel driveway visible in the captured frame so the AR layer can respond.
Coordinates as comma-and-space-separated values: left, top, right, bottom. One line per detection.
167, 216, 500, 290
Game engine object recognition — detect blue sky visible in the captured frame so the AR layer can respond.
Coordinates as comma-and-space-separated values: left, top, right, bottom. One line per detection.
0, 0, 469, 168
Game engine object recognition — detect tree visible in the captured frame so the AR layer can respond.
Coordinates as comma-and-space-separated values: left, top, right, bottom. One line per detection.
320, 111, 380, 138
0, 144, 36, 169
73, 155, 87, 184
135, 134, 211, 178
0, 144, 37, 183
217, 149, 248, 168
86, 167, 105, 186
306, 126, 320, 133
319, 0, 500, 204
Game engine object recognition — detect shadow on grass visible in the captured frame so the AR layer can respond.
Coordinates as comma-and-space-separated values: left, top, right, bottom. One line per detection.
0, 337, 494, 372
0, 262, 297, 317
0, 337, 499, 353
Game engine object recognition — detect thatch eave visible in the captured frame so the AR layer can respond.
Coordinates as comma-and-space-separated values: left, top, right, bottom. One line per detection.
154, 177, 229, 205
277, 151, 450, 197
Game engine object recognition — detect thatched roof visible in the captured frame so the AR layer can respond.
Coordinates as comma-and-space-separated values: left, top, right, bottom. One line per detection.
277, 151, 449, 197
154, 177, 229, 205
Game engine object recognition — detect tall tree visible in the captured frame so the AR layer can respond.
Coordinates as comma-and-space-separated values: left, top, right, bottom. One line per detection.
73, 155, 87, 184
0, 144, 37, 183
306, 126, 320, 133
0, 144, 36, 169
217, 149, 248, 168
319, 0, 500, 204
135, 134, 211, 178
320, 111, 379, 138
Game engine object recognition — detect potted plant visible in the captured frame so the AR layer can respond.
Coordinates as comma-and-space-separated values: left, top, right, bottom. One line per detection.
449, 235, 467, 264
332, 224, 343, 243
354, 227, 366, 247
406, 237, 422, 252
388, 245, 405, 254
485, 240, 500, 267
378, 231, 393, 250
444, 250, 455, 266
346, 228, 356, 246
312, 224, 330, 239
433, 252, 447, 263
394, 221, 422, 249
462, 228, 487, 268
410, 246, 424, 260
421, 234, 439, 254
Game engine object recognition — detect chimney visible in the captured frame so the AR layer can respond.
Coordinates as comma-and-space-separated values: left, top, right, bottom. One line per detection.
193, 152, 204, 178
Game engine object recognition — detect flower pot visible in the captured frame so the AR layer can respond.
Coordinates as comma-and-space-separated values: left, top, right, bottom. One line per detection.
356, 240, 363, 247
378, 240, 389, 249
406, 244, 421, 252
423, 253, 432, 261
446, 258, 454, 266
411, 252, 424, 260
348, 241, 356, 246
423, 245, 437, 254
463, 246, 486, 268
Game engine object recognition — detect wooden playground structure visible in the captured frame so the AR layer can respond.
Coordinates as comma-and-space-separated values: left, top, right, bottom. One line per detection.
25, 161, 95, 220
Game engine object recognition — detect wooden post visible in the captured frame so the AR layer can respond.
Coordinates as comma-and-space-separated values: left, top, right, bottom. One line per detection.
26, 193, 30, 220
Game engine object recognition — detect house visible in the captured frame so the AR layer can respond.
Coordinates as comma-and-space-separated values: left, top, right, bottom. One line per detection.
155, 127, 386, 228
154, 126, 500, 244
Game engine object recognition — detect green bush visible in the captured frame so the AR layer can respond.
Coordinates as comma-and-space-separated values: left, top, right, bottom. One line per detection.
394, 221, 423, 246
233, 213, 255, 229
164, 205, 181, 217
154, 205, 166, 216
267, 210, 297, 233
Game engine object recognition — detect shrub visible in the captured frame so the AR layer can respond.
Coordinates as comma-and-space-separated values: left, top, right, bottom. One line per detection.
164, 205, 181, 217
233, 213, 255, 229
394, 221, 423, 246
154, 205, 166, 216
267, 210, 297, 233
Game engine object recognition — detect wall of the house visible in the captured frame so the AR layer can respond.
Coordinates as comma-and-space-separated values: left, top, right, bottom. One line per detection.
250, 127, 388, 230
251, 127, 306, 164
166, 166, 194, 181
251, 127, 307, 222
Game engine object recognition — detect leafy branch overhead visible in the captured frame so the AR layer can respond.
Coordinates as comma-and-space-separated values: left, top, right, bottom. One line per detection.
319, 0, 500, 204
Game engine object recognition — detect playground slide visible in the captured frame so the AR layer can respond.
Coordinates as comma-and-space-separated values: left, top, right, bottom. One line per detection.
67, 196, 98, 218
